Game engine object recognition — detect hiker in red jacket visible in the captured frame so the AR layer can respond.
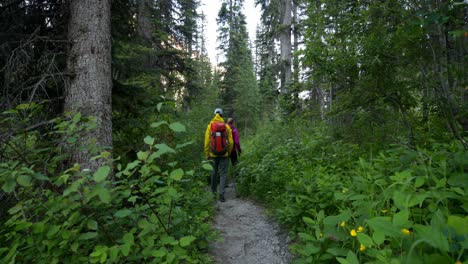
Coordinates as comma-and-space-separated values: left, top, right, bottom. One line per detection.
227, 118, 242, 166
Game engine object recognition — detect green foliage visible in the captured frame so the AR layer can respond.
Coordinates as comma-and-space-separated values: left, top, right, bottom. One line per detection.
301, 0, 467, 146
216, 0, 260, 133
0, 112, 215, 263
237, 118, 467, 263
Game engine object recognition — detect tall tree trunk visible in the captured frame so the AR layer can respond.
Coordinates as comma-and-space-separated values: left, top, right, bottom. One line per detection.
292, 0, 299, 84
137, 0, 153, 45
279, 0, 292, 94
65, 0, 112, 170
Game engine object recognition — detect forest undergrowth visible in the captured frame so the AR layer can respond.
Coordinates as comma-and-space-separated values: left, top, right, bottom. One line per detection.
237, 118, 467, 264
0, 103, 217, 263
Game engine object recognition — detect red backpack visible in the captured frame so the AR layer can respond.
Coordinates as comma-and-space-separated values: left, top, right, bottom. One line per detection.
210, 122, 228, 155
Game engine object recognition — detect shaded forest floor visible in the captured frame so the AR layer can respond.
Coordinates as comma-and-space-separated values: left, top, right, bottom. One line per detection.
209, 183, 292, 264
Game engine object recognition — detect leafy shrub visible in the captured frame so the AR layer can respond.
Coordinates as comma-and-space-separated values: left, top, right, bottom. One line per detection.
0, 110, 215, 263
238, 118, 467, 264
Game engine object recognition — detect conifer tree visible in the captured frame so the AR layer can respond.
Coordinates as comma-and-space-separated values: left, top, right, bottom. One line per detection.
216, 0, 259, 131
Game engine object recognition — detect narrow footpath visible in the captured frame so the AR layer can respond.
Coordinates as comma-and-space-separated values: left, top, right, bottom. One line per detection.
210, 184, 292, 264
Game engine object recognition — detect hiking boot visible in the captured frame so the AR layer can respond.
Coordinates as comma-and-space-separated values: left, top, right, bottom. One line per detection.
219, 195, 225, 202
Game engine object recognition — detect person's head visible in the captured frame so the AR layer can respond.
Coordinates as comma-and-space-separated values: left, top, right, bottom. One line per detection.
214, 108, 223, 117
227, 118, 234, 125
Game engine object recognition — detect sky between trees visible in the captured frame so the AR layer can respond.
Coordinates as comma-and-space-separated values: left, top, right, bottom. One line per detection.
199, 0, 261, 64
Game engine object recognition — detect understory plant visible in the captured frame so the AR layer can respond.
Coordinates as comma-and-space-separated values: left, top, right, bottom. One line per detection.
238, 119, 467, 264
0, 105, 215, 263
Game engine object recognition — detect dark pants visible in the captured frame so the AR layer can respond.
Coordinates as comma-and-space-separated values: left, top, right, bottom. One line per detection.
210, 157, 228, 197
230, 151, 238, 166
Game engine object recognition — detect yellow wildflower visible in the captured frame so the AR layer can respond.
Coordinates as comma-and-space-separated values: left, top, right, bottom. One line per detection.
455, 261, 462, 264
340, 221, 346, 227
357, 226, 364, 233
350, 229, 357, 237
401, 228, 411, 235
359, 244, 366, 251
381, 209, 388, 213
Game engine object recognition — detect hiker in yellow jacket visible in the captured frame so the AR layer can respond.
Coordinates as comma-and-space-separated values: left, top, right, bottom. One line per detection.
204, 108, 233, 202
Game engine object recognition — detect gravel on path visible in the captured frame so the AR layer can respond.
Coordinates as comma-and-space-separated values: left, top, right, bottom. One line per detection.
210, 184, 292, 264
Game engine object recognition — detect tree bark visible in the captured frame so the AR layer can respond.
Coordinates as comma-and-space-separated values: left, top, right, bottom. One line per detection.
279, 0, 292, 94
292, 0, 299, 84
65, 0, 112, 170
137, 0, 153, 45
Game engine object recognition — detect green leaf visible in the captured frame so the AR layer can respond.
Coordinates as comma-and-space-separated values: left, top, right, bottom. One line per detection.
167, 187, 179, 198
414, 177, 425, 188
176, 141, 194, 149
33, 173, 49, 181
367, 217, 400, 237
71, 242, 79, 252
414, 224, 449, 252
298, 232, 315, 241
16, 103, 31, 110
180, 236, 196, 247
447, 215, 468, 235
169, 122, 186, 132
93, 166, 110, 183
121, 244, 131, 257
144, 136, 155, 146
2, 178, 16, 193
346, 250, 359, 264
79, 232, 98, 240
202, 163, 213, 171
357, 233, 374, 247
326, 247, 348, 257
393, 209, 409, 227
372, 230, 385, 245
408, 193, 428, 208
303, 217, 315, 225
17, 175, 32, 187
161, 236, 178, 245
114, 209, 132, 218
109, 246, 119, 262
87, 220, 98, 230
170, 168, 184, 181
298, 243, 320, 256
47, 225, 60, 238
122, 232, 134, 245
167, 252, 175, 263
157, 102, 163, 112
392, 190, 407, 209
337, 250, 359, 264
155, 144, 176, 155
8, 204, 22, 215
137, 151, 149, 161
152, 249, 166, 258
32, 222, 45, 234
98, 189, 111, 204
72, 112, 82, 124
150, 121, 168, 128
336, 257, 350, 264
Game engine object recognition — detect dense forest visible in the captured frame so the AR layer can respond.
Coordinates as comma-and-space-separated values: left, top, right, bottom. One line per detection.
0, 0, 466, 263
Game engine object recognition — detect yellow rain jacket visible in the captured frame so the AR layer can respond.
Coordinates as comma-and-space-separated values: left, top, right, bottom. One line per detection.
204, 114, 233, 158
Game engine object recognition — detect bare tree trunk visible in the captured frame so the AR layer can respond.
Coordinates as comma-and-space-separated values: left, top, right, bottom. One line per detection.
137, 0, 153, 45
435, 17, 467, 148
292, 0, 299, 84
65, 0, 112, 170
279, 0, 292, 94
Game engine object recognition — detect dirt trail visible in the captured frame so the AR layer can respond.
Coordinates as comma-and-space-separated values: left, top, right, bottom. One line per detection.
210, 184, 292, 264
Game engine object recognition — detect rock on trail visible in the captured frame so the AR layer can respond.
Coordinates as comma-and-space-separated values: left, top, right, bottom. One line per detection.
210, 184, 292, 264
